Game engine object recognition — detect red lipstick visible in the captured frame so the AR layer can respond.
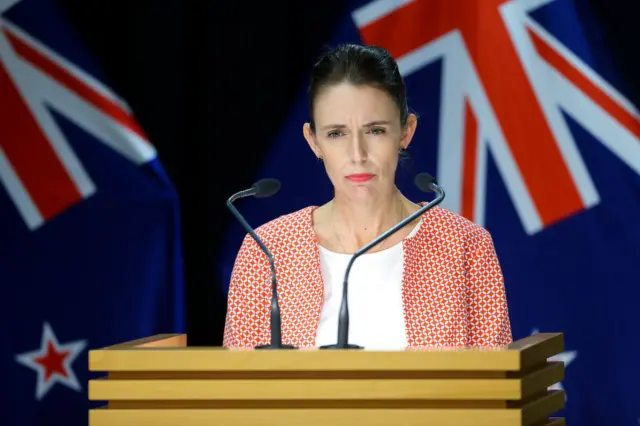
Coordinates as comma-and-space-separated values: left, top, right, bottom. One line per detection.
346, 173, 375, 182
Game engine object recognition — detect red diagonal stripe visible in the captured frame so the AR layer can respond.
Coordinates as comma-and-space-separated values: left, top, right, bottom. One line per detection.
359, 0, 459, 60
3, 28, 148, 141
0, 62, 82, 220
360, 0, 585, 227
462, 99, 478, 220
529, 28, 640, 140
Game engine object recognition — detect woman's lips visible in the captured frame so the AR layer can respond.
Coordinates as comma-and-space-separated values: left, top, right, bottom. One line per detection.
346, 173, 376, 182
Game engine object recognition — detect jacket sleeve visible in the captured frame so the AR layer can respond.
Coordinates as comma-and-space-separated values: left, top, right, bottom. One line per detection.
223, 233, 271, 349
465, 227, 512, 347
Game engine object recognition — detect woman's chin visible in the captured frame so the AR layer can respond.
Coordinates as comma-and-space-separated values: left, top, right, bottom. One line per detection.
344, 185, 379, 202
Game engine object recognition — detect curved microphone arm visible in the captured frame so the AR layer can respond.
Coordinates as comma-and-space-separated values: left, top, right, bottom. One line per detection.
225, 192, 276, 280
225, 190, 286, 349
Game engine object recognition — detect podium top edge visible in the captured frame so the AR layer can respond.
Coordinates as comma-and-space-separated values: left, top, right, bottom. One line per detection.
97, 334, 187, 349
92, 333, 561, 351
88, 333, 563, 372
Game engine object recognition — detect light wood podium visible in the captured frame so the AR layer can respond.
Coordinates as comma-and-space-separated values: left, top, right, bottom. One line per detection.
88, 333, 566, 426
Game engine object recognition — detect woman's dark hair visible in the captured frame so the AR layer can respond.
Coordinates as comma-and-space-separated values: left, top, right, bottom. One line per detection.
307, 44, 409, 133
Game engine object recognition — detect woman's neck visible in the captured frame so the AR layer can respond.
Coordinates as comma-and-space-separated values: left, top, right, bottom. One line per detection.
329, 188, 417, 252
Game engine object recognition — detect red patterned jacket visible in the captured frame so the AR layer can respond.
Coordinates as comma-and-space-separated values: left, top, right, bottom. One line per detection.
223, 205, 512, 349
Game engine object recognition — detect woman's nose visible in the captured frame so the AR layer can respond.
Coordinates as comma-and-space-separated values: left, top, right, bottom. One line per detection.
349, 133, 368, 162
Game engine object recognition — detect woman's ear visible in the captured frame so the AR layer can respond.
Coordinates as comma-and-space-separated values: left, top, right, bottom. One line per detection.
401, 113, 418, 150
303, 122, 322, 159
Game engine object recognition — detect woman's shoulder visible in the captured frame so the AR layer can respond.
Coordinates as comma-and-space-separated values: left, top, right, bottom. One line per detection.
419, 205, 493, 242
252, 205, 317, 242
235, 206, 318, 264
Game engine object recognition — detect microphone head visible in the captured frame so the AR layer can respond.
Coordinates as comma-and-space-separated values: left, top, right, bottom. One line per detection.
252, 178, 281, 198
414, 172, 438, 193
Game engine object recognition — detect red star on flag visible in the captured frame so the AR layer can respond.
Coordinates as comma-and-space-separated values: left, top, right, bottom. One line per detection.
15, 322, 87, 400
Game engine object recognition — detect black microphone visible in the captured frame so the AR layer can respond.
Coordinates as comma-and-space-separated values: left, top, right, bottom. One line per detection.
319, 172, 446, 349
226, 178, 296, 350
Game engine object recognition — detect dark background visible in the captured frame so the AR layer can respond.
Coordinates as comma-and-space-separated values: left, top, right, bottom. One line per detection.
55, 0, 638, 346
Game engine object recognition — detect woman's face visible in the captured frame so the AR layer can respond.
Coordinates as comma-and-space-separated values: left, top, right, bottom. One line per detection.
304, 82, 416, 202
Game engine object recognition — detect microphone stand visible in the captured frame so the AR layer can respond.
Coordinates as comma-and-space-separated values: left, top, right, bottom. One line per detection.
226, 181, 296, 350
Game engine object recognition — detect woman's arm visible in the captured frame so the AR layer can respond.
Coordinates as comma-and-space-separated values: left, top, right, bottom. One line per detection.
465, 227, 512, 347
223, 234, 270, 348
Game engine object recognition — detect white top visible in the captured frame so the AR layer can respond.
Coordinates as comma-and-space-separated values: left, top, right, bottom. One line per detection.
314, 221, 421, 350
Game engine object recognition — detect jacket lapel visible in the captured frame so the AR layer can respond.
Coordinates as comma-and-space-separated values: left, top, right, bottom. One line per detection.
401, 228, 429, 347
280, 207, 324, 348
401, 208, 465, 347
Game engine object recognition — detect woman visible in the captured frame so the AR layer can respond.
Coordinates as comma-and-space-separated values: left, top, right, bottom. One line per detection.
223, 44, 512, 350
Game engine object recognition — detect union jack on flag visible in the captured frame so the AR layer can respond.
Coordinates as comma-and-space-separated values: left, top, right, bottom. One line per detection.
222, 0, 640, 424
0, 0, 156, 230
354, 0, 640, 235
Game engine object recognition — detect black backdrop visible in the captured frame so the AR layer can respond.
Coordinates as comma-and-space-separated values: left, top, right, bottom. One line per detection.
55, 0, 638, 346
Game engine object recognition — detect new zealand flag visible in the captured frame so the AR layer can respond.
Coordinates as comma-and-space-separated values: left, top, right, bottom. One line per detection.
220, 0, 640, 424
0, 1, 185, 424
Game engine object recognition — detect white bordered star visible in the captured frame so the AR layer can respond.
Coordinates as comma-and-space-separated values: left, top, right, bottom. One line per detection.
15, 322, 87, 400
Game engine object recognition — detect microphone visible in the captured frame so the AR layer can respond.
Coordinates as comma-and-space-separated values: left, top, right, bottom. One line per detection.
226, 178, 296, 350
319, 172, 446, 350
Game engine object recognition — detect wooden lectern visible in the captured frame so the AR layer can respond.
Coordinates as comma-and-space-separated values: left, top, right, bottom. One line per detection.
88, 333, 566, 425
